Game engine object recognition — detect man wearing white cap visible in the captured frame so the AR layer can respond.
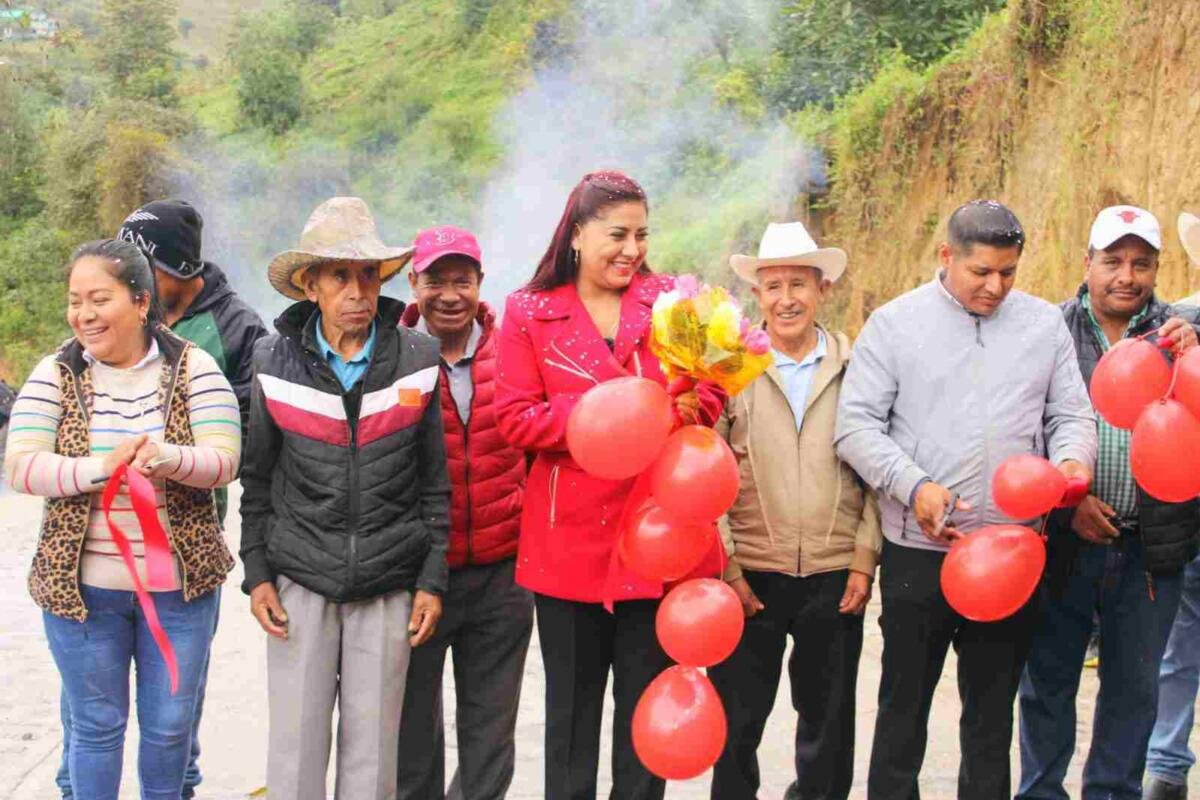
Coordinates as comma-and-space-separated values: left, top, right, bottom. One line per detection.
1018, 205, 1200, 800
709, 223, 881, 800
1144, 210, 1200, 800
836, 200, 1097, 800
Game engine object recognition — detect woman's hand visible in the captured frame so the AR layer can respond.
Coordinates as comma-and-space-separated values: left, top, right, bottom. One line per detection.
131, 439, 173, 478
102, 433, 148, 476
674, 389, 702, 426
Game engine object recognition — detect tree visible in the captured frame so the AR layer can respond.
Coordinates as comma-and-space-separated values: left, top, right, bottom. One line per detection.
768, 0, 1006, 110
95, 0, 179, 105
0, 70, 45, 224
227, 1, 334, 134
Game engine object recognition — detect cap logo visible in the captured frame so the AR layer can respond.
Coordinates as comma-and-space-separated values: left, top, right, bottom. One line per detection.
117, 228, 158, 256
1117, 210, 1140, 224
433, 229, 458, 245
124, 210, 159, 223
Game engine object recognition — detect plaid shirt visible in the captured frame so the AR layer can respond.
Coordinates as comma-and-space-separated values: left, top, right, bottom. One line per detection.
1082, 292, 1148, 518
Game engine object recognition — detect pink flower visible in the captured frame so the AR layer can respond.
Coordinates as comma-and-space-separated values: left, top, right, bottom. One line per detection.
674, 274, 700, 299
739, 317, 751, 337
744, 329, 771, 356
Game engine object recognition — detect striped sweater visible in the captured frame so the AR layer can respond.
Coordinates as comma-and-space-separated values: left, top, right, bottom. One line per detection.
4, 342, 241, 591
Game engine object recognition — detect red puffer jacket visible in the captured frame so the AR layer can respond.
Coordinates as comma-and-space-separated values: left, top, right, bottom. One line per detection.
401, 303, 525, 568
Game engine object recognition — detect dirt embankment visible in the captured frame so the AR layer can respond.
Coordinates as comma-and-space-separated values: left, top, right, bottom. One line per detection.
819, 0, 1200, 331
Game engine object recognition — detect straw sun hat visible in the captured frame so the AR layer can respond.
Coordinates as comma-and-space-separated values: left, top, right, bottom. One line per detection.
267, 197, 414, 300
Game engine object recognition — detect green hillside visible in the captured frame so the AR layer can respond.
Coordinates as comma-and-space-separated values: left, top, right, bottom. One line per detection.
0, 0, 1021, 381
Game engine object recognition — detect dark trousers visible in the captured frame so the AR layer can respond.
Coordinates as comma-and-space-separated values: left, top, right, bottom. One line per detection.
709, 569, 863, 800
397, 558, 534, 800
535, 593, 669, 800
868, 540, 1039, 800
1017, 535, 1183, 800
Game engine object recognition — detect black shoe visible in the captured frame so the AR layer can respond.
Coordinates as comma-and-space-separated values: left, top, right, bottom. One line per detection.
1144, 777, 1187, 800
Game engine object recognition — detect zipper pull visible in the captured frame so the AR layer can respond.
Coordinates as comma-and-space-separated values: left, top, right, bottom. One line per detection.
975, 316, 984, 348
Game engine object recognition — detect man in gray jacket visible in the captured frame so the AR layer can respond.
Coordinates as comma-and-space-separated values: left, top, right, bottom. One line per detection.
835, 200, 1097, 800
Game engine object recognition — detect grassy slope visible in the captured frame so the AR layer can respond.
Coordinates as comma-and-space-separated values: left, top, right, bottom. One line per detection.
175, 0, 268, 58
815, 0, 1200, 334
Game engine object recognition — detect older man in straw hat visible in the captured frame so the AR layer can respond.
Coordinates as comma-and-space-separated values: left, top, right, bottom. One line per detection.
1143, 211, 1200, 800
239, 197, 451, 799
708, 222, 881, 800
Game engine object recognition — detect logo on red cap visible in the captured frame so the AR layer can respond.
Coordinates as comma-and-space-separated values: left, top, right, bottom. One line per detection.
1117, 210, 1140, 224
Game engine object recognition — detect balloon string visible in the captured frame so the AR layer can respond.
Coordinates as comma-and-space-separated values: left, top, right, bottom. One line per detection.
1165, 357, 1182, 400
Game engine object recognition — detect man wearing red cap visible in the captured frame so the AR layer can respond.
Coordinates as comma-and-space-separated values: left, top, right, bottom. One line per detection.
397, 226, 532, 800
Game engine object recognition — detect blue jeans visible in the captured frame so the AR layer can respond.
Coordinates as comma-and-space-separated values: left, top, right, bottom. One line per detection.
57, 589, 221, 799
45, 585, 219, 800
1017, 535, 1183, 800
1146, 555, 1200, 786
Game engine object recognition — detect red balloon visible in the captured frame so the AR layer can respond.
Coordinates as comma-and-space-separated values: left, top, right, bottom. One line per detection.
566, 377, 674, 480
992, 454, 1067, 519
1131, 399, 1200, 502
656, 579, 744, 667
940, 525, 1045, 622
1090, 339, 1171, 429
632, 666, 727, 780
619, 501, 714, 582
1171, 346, 1200, 420
649, 426, 739, 522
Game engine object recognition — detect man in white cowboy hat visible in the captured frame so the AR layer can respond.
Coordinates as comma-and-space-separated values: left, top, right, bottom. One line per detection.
709, 222, 882, 800
239, 197, 451, 800
835, 200, 1097, 800
1143, 210, 1200, 800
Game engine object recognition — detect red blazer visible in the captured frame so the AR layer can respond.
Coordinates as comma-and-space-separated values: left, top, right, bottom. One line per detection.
401, 302, 525, 569
495, 272, 726, 603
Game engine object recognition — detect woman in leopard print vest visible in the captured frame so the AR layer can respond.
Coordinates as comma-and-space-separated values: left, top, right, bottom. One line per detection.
4, 240, 240, 800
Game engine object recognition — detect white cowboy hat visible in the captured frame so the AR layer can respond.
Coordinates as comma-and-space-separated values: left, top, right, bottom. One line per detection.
267, 197, 414, 300
730, 221, 847, 285
1180, 212, 1200, 267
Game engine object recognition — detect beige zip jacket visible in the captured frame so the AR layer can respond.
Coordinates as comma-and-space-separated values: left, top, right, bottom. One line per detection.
717, 326, 882, 582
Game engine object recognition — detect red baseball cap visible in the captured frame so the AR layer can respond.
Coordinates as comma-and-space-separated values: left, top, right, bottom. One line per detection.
411, 225, 483, 274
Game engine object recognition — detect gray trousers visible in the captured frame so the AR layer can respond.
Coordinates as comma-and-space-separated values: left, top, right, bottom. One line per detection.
396, 558, 534, 800
268, 575, 414, 800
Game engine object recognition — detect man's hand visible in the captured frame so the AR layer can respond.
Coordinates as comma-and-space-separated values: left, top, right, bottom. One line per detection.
914, 482, 970, 544
1158, 317, 1198, 355
838, 571, 872, 615
408, 590, 442, 646
728, 577, 765, 618
1071, 495, 1120, 545
250, 582, 288, 640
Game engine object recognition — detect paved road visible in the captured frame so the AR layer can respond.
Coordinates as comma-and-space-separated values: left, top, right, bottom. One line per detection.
3, 485, 1197, 798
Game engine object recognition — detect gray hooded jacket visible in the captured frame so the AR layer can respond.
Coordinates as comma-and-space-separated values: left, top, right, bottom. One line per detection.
834, 274, 1097, 551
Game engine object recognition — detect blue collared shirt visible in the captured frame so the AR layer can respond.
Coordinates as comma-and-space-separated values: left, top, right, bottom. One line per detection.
773, 329, 827, 431
315, 316, 376, 391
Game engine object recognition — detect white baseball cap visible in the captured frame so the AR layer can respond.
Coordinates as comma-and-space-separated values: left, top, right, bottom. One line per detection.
1089, 205, 1162, 251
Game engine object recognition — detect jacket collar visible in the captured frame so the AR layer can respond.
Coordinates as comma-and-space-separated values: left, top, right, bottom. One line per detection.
275, 295, 406, 344
760, 323, 848, 417
532, 272, 665, 377
932, 269, 1009, 321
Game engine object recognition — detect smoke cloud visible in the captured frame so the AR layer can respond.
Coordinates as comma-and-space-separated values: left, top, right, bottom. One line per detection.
167, 0, 823, 322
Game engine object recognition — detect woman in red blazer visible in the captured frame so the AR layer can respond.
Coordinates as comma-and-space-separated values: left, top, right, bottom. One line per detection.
495, 171, 725, 800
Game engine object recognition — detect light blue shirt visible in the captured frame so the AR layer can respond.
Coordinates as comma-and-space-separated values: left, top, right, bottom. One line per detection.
773, 329, 826, 431
315, 316, 376, 391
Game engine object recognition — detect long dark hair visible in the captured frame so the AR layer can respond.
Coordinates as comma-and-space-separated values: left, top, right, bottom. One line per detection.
525, 170, 652, 291
66, 239, 164, 325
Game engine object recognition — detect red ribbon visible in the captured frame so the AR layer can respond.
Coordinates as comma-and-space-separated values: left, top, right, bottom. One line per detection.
101, 464, 179, 694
